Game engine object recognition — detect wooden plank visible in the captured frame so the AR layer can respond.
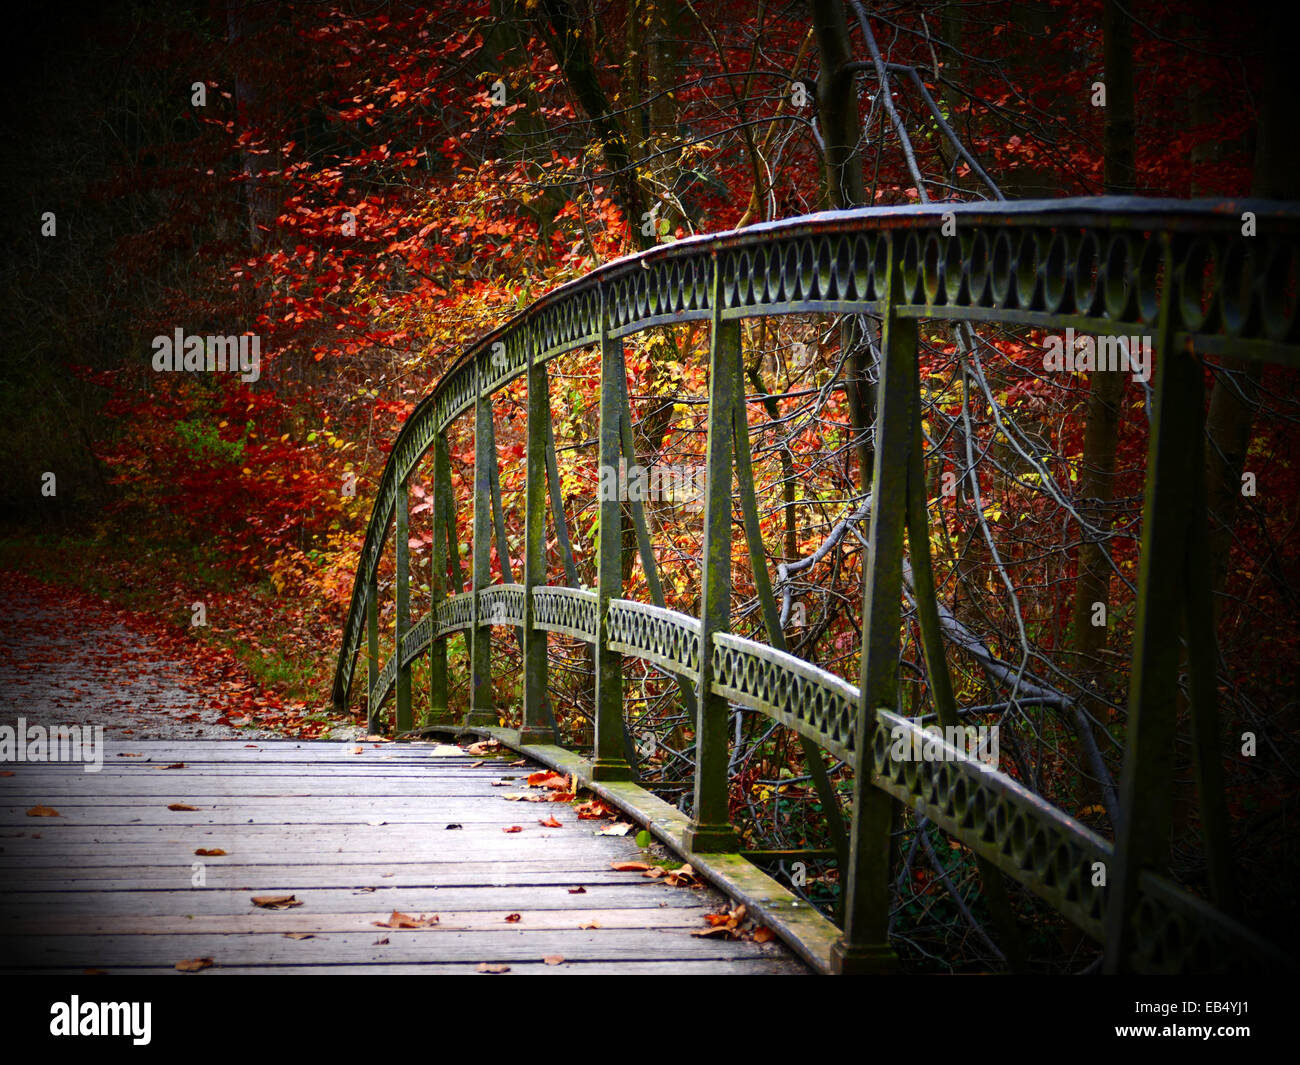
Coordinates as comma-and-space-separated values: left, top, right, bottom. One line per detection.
8, 959, 808, 975
0, 884, 706, 917
0, 928, 794, 966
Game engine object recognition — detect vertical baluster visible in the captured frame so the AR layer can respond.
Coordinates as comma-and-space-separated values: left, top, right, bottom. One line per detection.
592, 285, 634, 781
365, 568, 380, 736
466, 375, 496, 728
521, 331, 554, 744
1105, 233, 1217, 969
684, 254, 740, 853
833, 230, 908, 974
426, 432, 451, 726
394, 477, 413, 734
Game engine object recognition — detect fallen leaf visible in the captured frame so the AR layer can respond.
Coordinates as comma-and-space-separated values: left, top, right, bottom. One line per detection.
283, 932, 315, 940
365, 735, 388, 742
0, 771, 13, 777
25, 806, 59, 817
352, 746, 364, 754
161, 762, 186, 770
471, 760, 486, 768
504, 913, 522, 923
445, 823, 463, 830
568, 886, 586, 894
599, 822, 633, 836
579, 920, 601, 930
502, 825, 523, 833
83, 968, 106, 975
507, 759, 527, 767
610, 861, 653, 872
538, 815, 562, 828
477, 962, 510, 973
575, 800, 616, 820
691, 925, 739, 939
543, 955, 564, 966
251, 895, 302, 910
167, 803, 199, 811
194, 848, 227, 857
175, 957, 214, 972
373, 936, 389, 945
373, 911, 439, 929
753, 926, 776, 943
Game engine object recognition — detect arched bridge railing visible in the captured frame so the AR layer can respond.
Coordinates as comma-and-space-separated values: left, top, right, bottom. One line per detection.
333, 198, 1298, 974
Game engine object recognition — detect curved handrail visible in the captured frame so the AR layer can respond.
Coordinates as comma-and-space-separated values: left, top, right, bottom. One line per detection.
334, 197, 1300, 974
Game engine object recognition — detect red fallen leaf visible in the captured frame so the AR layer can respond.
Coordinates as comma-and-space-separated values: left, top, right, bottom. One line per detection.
175, 957, 214, 972
575, 799, 616, 820
543, 955, 564, 966
526, 771, 569, 790
703, 912, 734, 927
568, 886, 586, 894
753, 926, 776, 943
251, 894, 302, 909
83, 968, 107, 975
579, 920, 601, 930
352, 747, 364, 754
194, 848, 227, 856
477, 963, 510, 973
502, 825, 522, 833
167, 803, 199, 811
504, 913, 521, 923
537, 815, 562, 828
373, 911, 438, 929
161, 762, 186, 770
26, 806, 59, 817
0, 771, 14, 777
610, 861, 654, 872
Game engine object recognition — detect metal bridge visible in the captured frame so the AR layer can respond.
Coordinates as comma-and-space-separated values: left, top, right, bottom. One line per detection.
334, 198, 1298, 974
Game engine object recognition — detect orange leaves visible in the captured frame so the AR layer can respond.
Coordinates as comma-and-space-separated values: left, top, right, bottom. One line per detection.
372, 911, 438, 929
194, 848, 227, 856
25, 806, 59, 817
537, 814, 563, 828
175, 958, 214, 972
574, 799, 616, 820
502, 825, 522, 833
610, 861, 654, 872
167, 803, 199, 811
251, 895, 302, 910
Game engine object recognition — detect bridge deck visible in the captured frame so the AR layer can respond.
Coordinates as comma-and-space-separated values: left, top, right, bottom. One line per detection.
0, 741, 806, 974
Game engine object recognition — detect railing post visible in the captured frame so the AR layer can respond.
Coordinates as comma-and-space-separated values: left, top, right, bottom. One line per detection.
425, 431, 452, 726
1104, 234, 1210, 971
520, 331, 554, 744
393, 476, 413, 734
684, 254, 740, 853
365, 568, 380, 736
591, 285, 634, 781
832, 229, 907, 974
466, 375, 496, 728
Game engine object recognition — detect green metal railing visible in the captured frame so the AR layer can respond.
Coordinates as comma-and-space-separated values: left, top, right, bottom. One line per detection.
333, 197, 1298, 973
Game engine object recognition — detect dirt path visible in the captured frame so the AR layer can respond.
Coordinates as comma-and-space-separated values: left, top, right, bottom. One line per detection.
0, 570, 357, 742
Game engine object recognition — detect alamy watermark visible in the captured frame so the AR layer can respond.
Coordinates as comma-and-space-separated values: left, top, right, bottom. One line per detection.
0, 719, 104, 772
50, 997, 151, 1045
152, 328, 261, 383
889, 723, 1000, 769
598, 457, 706, 510
1042, 327, 1150, 383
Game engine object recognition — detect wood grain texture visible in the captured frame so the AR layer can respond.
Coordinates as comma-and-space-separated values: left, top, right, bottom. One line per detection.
0, 741, 807, 974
